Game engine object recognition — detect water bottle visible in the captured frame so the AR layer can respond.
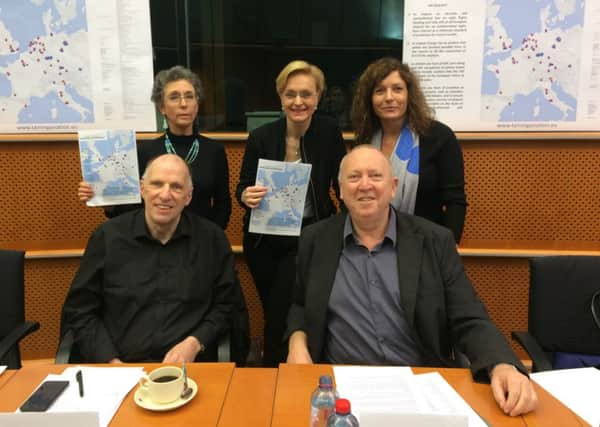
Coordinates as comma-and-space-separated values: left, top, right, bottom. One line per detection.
326, 398, 359, 427
310, 375, 339, 427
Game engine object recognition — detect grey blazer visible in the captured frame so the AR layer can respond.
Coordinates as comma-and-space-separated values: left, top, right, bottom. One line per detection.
286, 210, 525, 382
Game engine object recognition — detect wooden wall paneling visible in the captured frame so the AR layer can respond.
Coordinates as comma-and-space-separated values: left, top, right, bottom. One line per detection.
463, 258, 530, 359
222, 140, 245, 246
22, 258, 80, 359
235, 255, 264, 344
461, 140, 600, 241
0, 139, 106, 245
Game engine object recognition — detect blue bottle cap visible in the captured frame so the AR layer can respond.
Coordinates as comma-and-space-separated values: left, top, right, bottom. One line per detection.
318, 375, 333, 387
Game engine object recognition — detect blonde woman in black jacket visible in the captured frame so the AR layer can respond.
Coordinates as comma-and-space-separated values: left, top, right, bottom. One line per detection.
236, 60, 346, 366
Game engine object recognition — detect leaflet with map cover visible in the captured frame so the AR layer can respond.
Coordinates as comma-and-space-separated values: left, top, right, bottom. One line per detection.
78, 129, 140, 206
249, 159, 312, 236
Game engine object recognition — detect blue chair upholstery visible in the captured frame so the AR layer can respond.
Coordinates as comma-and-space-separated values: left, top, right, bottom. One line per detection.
512, 256, 600, 372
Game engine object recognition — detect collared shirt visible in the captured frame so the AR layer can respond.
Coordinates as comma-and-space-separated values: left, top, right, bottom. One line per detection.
63, 209, 234, 362
324, 209, 422, 365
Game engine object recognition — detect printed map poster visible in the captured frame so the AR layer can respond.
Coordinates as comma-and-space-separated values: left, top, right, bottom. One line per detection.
404, 0, 599, 131
78, 129, 140, 206
249, 159, 312, 236
0, 0, 155, 133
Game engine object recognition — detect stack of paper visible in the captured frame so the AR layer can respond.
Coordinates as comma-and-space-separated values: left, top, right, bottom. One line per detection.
333, 366, 486, 427
18, 366, 144, 427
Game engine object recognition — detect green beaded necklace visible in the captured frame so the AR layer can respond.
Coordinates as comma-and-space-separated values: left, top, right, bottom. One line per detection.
164, 132, 199, 164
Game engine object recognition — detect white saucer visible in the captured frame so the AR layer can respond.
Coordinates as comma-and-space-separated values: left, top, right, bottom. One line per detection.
134, 378, 198, 411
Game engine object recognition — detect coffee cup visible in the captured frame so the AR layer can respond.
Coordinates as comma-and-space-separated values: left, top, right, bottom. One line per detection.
139, 366, 184, 404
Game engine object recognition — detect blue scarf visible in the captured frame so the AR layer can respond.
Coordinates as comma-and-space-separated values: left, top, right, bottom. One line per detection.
371, 123, 420, 214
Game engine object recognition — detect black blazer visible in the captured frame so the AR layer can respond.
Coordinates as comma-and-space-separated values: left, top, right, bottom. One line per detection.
235, 115, 347, 233
414, 121, 466, 242
287, 211, 525, 382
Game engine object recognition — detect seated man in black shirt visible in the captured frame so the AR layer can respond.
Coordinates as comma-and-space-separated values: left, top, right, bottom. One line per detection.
62, 154, 234, 363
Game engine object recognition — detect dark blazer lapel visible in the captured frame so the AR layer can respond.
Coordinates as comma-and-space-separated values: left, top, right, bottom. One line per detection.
308, 214, 345, 356
275, 118, 287, 160
312, 214, 345, 303
395, 213, 424, 328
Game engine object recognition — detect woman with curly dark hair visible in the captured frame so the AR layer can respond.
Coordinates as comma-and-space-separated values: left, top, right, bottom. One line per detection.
351, 57, 467, 242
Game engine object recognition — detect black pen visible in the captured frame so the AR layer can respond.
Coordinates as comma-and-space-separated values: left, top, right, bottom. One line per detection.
76, 369, 84, 397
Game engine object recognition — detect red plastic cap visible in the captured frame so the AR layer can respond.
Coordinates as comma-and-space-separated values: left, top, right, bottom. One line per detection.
335, 398, 351, 415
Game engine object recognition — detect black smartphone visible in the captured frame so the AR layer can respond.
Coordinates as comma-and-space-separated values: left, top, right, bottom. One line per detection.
19, 380, 70, 412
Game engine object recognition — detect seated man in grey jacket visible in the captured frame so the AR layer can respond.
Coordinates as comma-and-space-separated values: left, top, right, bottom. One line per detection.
286, 145, 537, 417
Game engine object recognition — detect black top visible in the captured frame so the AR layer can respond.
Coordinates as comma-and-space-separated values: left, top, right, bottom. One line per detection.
235, 115, 347, 233
107, 130, 232, 230
413, 121, 467, 243
62, 209, 235, 362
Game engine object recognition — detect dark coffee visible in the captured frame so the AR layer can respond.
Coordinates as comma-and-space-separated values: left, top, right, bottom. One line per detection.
153, 375, 179, 383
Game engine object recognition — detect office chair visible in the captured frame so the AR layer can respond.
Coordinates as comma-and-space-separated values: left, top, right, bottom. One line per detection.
0, 249, 40, 369
511, 256, 600, 372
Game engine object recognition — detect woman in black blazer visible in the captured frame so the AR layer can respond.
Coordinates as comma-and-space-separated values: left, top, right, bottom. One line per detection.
236, 60, 346, 366
351, 57, 467, 242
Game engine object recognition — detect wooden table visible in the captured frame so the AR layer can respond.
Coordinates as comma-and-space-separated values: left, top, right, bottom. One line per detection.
0, 369, 17, 390
217, 367, 278, 427
0, 364, 588, 426
0, 363, 236, 426
271, 364, 588, 427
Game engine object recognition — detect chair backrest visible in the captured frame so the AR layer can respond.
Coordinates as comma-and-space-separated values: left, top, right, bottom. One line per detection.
529, 256, 600, 356
0, 249, 26, 367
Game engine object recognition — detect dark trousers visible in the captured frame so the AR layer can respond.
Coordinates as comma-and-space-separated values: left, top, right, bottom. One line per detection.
244, 233, 297, 367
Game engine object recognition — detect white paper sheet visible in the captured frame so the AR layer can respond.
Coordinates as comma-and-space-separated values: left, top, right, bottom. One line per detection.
333, 366, 485, 427
415, 372, 486, 427
0, 412, 99, 427
333, 366, 426, 415
17, 366, 144, 427
532, 367, 600, 427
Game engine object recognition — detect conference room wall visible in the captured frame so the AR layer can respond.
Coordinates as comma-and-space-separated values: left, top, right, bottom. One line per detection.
1, 134, 599, 360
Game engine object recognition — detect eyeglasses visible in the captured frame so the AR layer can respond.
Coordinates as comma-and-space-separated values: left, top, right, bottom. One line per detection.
282, 91, 316, 101
165, 92, 197, 104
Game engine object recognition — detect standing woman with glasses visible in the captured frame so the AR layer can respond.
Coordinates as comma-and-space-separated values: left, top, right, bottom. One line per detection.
236, 60, 346, 367
77, 65, 231, 229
